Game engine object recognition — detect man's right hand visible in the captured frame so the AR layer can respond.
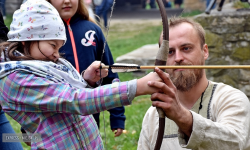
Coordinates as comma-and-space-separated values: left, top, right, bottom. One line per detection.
148, 67, 193, 137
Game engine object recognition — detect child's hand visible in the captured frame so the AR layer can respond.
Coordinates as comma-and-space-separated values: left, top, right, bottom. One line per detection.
112, 128, 123, 137
136, 67, 164, 96
83, 61, 108, 87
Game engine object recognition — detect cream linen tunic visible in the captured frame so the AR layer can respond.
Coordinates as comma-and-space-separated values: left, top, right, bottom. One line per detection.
138, 81, 250, 150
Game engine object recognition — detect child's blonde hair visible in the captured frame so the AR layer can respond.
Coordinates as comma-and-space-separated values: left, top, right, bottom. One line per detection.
47, 0, 96, 24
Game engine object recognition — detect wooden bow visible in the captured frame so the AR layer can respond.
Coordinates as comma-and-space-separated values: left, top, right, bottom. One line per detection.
154, 0, 169, 150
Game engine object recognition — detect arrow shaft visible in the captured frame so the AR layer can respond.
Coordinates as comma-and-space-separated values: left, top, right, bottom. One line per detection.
140, 65, 250, 69
102, 65, 250, 69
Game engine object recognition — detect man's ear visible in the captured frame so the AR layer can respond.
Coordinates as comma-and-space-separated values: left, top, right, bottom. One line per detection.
203, 44, 209, 60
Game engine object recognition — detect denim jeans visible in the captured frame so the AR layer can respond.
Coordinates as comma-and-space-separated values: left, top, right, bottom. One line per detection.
149, 0, 156, 8
95, 0, 113, 28
206, 0, 216, 9
142, 0, 156, 9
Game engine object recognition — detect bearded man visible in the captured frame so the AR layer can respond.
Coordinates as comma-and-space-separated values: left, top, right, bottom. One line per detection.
138, 17, 250, 150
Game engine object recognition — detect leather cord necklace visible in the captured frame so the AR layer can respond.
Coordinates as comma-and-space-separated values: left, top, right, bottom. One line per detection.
198, 81, 209, 114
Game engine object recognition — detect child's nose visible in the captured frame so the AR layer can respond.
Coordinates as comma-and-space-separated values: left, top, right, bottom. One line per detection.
53, 52, 60, 61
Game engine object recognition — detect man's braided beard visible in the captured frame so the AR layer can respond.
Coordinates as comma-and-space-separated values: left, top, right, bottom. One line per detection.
168, 58, 204, 92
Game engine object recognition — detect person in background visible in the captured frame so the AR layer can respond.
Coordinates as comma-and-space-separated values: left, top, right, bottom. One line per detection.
0, 0, 6, 20
138, 17, 250, 150
206, 0, 216, 10
149, 0, 156, 8
95, 0, 113, 28
84, 0, 95, 21
0, 11, 23, 150
163, 0, 172, 8
174, 0, 182, 8
46, 0, 126, 137
142, 0, 156, 9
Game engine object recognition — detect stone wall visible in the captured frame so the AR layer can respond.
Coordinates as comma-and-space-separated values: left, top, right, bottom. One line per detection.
194, 10, 250, 98
184, 0, 206, 12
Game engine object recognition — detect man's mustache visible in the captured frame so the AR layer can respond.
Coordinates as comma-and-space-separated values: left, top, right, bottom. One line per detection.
171, 62, 193, 71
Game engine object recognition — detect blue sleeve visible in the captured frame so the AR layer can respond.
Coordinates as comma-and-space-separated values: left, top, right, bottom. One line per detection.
95, 27, 126, 130
109, 106, 125, 130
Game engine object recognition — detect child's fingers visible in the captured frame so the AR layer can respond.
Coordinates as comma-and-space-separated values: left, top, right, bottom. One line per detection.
100, 69, 108, 78
95, 68, 108, 77
100, 63, 105, 68
90, 61, 102, 70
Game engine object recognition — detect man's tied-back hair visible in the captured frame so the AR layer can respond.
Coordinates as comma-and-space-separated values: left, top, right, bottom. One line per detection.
169, 17, 206, 49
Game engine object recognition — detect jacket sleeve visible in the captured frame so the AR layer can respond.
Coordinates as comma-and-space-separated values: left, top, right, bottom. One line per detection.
108, 106, 125, 129
95, 27, 126, 130
0, 71, 132, 116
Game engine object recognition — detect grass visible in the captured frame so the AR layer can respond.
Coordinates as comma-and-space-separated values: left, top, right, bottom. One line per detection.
181, 10, 203, 17
99, 97, 152, 150
108, 22, 162, 61
3, 10, 201, 150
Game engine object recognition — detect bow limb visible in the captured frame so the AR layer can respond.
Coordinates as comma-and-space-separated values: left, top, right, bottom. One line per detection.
154, 0, 169, 150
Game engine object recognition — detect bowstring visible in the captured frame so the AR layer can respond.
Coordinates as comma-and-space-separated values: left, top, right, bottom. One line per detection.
100, 0, 116, 64
99, 0, 116, 149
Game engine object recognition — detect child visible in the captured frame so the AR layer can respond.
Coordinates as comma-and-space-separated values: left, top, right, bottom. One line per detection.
0, 0, 163, 149
0, 11, 23, 150
46, 0, 126, 137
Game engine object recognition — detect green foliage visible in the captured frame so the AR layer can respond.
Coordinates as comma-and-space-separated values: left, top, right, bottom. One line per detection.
233, 0, 250, 9
4, 14, 13, 29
